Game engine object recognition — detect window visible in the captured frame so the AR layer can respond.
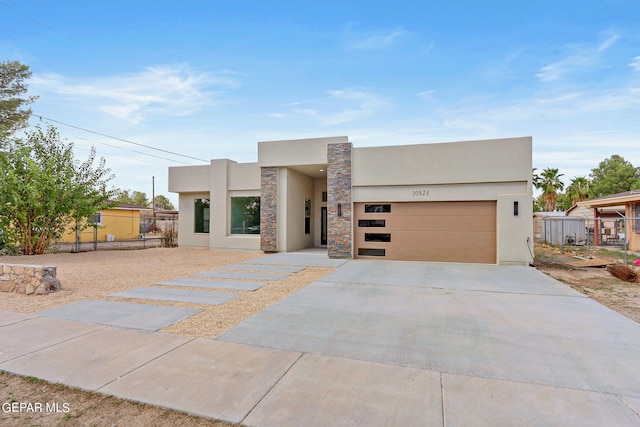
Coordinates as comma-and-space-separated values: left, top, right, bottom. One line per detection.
194, 199, 210, 233
358, 219, 386, 227
305, 199, 311, 234
364, 204, 391, 213
365, 233, 391, 242
358, 248, 386, 256
90, 212, 102, 226
231, 196, 260, 234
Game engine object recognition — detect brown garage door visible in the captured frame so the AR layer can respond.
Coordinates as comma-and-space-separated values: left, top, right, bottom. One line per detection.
354, 201, 496, 263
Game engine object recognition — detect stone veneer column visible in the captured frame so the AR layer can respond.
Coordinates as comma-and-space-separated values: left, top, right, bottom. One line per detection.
260, 167, 278, 252
327, 143, 353, 258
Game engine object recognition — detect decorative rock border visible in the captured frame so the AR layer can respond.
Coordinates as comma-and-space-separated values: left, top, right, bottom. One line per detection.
0, 264, 62, 295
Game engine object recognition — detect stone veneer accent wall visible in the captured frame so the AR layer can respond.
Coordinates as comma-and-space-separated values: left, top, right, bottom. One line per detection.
327, 143, 353, 258
0, 264, 61, 295
260, 167, 278, 252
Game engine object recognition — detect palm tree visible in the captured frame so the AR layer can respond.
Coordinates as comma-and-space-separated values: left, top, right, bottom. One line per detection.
566, 177, 591, 205
534, 168, 565, 212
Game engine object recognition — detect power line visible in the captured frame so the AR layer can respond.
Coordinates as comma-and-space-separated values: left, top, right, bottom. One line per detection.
0, 0, 57, 31
33, 114, 209, 162
2, 115, 196, 165
68, 135, 195, 166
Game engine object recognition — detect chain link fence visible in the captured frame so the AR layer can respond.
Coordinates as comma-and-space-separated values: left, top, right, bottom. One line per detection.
49, 213, 178, 253
535, 215, 639, 261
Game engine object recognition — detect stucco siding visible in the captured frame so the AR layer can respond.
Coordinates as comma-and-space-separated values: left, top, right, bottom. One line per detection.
258, 136, 348, 167
229, 162, 260, 190
352, 137, 532, 187
168, 165, 211, 193
177, 192, 210, 248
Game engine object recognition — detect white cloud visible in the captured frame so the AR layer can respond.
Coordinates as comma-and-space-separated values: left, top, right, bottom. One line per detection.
293, 88, 386, 125
536, 33, 620, 82
31, 64, 238, 124
417, 90, 436, 102
630, 56, 640, 72
344, 25, 409, 51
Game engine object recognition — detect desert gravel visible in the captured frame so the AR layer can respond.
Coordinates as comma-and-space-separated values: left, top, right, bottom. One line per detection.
0, 247, 334, 338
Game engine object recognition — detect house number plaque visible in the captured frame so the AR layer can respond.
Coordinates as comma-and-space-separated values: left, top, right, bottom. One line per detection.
412, 189, 430, 197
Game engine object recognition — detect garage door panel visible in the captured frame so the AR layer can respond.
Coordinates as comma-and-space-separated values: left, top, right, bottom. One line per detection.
354, 201, 497, 264
383, 215, 496, 232
389, 231, 496, 248
390, 245, 496, 263
356, 231, 495, 248
385, 201, 495, 216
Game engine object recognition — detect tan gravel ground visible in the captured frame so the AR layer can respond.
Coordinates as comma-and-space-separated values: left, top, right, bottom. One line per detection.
0, 247, 335, 338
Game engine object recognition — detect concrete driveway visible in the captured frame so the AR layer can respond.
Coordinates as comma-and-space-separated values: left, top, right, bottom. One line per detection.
218, 259, 640, 426
2, 256, 640, 426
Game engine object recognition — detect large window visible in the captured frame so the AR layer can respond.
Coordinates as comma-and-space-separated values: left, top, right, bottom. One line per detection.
231, 196, 260, 234
194, 198, 210, 233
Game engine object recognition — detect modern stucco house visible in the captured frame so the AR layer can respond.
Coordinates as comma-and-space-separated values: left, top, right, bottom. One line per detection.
168, 136, 533, 265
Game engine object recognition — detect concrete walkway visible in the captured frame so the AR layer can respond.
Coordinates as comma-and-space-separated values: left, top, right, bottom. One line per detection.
1, 254, 640, 426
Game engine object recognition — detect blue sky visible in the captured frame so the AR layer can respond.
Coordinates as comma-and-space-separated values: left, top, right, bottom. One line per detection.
2, 1, 640, 205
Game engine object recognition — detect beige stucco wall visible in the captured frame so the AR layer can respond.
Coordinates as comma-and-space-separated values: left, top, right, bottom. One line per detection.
210, 159, 261, 251
497, 194, 534, 265
169, 160, 261, 250
352, 182, 528, 203
352, 137, 532, 187
177, 192, 210, 248
258, 136, 348, 167
276, 168, 315, 252
168, 165, 211, 193
228, 162, 260, 190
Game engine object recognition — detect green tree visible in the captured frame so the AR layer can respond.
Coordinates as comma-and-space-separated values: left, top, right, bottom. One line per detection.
0, 60, 38, 141
153, 194, 175, 210
589, 155, 640, 197
0, 125, 115, 254
534, 168, 565, 212
114, 189, 149, 207
566, 176, 591, 205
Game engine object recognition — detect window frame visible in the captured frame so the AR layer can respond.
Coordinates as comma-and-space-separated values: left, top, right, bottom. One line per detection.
230, 196, 261, 235
194, 198, 210, 234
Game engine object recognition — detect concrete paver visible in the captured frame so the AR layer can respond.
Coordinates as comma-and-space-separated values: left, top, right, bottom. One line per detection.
99, 339, 302, 424
244, 353, 442, 427
622, 395, 640, 417
156, 277, 268, 291
193, 271, 289, 281
1, 328, 193, 389
0, 317, 102, 363
442, 373, 640, 426
241, 252, 349, 267
109, 287, 239, 305
37, 300, 201, 331
220, 264, 305, 273
0, 310, 33, 326
320, 259, 583, 295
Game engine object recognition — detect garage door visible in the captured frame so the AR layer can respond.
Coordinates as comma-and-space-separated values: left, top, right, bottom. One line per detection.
354, 201, 496, 264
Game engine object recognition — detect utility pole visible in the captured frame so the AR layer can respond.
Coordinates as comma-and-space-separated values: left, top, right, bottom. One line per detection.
152, 175, 156, 228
